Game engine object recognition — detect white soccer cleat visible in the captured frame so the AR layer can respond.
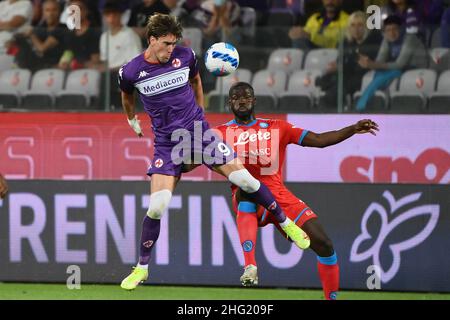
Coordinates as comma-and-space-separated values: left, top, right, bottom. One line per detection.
240, 264, 258, 286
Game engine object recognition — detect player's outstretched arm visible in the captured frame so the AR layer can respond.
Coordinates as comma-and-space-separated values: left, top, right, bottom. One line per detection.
0, 174, 8, 199
121, 91, 143, 137
302, 119, 379, 148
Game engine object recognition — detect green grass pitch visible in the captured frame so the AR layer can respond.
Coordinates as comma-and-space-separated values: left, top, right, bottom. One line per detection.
0, 283, 449, 300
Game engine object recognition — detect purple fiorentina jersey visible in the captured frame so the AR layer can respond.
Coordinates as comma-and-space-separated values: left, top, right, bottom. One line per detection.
118, 46, 204, 144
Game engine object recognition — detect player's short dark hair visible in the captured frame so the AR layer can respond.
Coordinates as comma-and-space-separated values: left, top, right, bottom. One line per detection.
103, 0, 124, 14
146, 13, 183, 40
229, 82, 254, 97
383, 15, 403, 28
43, 0, 61, 10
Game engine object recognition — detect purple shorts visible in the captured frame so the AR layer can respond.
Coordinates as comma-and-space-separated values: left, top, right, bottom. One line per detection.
147, 120, 236, 177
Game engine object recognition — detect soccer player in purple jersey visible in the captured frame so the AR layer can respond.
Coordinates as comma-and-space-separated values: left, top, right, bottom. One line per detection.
118, 13, 309, 290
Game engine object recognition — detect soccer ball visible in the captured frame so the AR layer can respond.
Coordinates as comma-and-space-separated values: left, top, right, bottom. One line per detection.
204, 42, 239, 77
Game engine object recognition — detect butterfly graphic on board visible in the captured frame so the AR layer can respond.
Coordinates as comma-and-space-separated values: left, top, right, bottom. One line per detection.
350, 190, 440, 283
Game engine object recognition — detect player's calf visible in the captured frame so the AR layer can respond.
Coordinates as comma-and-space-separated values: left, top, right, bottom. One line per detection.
227, 169, 286, 222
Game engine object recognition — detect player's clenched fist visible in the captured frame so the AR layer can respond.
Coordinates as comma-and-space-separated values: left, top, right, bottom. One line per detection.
0, 174, 8, 199
128, 115, 143, 137
354, 119, 379, 135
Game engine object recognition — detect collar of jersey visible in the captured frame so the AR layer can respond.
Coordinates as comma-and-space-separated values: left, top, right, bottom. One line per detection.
227, 119, 257, 127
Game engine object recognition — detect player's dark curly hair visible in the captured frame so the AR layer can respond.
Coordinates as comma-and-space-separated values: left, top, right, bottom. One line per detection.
146, 13, 183, 41
229, 82, 254, 97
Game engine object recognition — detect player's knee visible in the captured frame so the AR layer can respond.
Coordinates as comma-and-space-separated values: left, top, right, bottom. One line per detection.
228, 169, 260, 193
315, 237, 334, 257
146, 189, 172, 219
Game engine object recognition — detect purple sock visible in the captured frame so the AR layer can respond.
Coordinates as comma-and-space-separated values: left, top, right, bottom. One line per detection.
242, 183, 287, 223
138, 216, 160, 265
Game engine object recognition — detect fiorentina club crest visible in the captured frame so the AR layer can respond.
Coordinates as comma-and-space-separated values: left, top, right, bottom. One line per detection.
172, 58, 181, 68
268, 201, 277, 211
143, 240, 154, 248
154, 158, 164, 168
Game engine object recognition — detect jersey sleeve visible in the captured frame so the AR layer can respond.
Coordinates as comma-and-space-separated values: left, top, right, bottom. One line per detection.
188, 48, 199, 79
280, 120, 309, 146
117, 63, 134, 94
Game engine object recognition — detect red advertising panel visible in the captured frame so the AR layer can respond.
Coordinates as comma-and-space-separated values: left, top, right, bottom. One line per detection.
0, 112, 286, 181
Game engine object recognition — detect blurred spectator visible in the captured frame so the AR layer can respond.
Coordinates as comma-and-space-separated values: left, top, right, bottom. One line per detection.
381, 0, 424, 39
341, 0, 365, 13
58, 0, 101, 70
59, 0, 102, 27
163, 0, 181, 14
31, 0, 43, 25
355, 15, 427, 111
316, 11, 382, 109
203, 0, 240, 39
289, 0, 349, 50
271, 0, 303, 15
186, 0, 240, 38
0, 0, 33, 54
128, 0, 170, 39
99, 0, 142, 71
441, 5, 450, 47
235, 0, 270, 25
416, 0, 444, 31
14, 0, 66, 71
364, 0, 387, 6
99, 0, 142, 108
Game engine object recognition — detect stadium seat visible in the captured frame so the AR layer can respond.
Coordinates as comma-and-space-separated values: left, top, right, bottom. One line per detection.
303, 49, 338, 72
430, 27, 442, 49
214, 68, 252, 93
238, 46, 272, 73
267, 49, 303, 75
261, 9, 296, 47
253, 27, 276, 48
240, 7, 257, 38
181, 28, 202, 57
251, 69, 287, 112
353, 71, 399, 113
428, 70, 450, 113
254, 92, 278, 112
252, 69, 287, 96
278, 70, 322, 112
428, 48, 450, 73
390, 69, 437, 113
55, 69, 101, 110
267, 8, 296, 26
207, 93, 228, 112
22, 69, 65, 109
0, 54, 15, 73
0, 68, 31, 109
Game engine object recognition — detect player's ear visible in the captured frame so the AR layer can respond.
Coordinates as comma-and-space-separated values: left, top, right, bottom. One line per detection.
227, 98, 232, 111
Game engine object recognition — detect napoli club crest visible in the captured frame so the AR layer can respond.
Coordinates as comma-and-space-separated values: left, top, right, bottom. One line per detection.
172, 58, 181, 68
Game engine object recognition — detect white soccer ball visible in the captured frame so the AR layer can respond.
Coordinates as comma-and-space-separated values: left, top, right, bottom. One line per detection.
204, 42, 239, 77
